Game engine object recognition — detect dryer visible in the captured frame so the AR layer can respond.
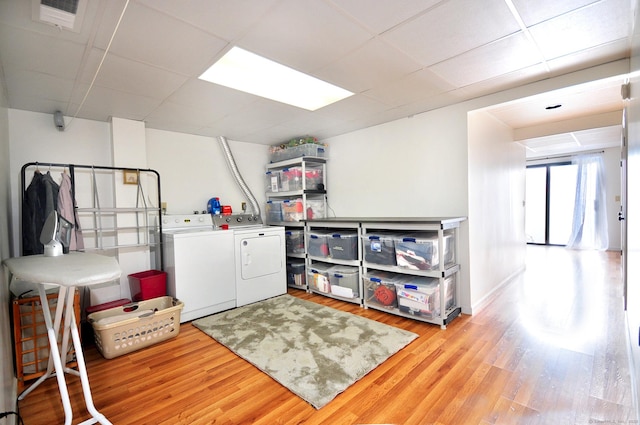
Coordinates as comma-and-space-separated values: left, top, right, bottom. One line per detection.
212, 214, 286, 307
233, 225, 286, 307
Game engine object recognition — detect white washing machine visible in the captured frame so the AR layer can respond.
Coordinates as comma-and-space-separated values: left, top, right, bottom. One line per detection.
212, 215, 286, 307
162, 214, 236, 322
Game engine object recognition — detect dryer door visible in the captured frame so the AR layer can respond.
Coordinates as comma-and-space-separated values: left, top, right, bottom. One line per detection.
238, 233, 282, 279
235, 228, 286, 307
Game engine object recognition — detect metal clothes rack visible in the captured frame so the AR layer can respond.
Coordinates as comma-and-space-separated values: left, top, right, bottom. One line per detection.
20, 162, 164, 270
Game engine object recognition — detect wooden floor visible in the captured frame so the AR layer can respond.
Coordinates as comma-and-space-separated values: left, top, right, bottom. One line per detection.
16, 246, 637, 424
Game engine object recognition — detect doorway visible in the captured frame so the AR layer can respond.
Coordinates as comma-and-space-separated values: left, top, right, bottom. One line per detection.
525, 162, 578, 245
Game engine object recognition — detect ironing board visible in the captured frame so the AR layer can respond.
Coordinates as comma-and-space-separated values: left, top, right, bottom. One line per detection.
3, 252, 121, 425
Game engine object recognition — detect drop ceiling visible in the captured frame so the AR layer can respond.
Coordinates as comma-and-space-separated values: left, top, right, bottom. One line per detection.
0, 0, 632, 151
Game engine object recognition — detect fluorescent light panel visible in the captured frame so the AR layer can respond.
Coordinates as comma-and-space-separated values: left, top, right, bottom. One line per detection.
199, 47, 353, 111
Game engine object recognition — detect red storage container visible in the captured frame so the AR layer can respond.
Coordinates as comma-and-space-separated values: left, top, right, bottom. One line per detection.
85, 298, 131, 315
128, 270, 167, 301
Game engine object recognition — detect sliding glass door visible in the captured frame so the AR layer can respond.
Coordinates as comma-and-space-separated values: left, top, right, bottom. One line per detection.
525, 162, 578, 245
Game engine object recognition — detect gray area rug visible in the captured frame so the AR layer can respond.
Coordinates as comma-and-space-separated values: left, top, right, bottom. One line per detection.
192, 294, 418, 409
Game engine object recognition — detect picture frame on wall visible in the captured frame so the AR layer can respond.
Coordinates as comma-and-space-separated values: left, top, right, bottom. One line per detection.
123, 170, 138, 185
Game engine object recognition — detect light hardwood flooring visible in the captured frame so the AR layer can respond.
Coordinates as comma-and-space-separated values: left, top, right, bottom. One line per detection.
16, 245, 637, 424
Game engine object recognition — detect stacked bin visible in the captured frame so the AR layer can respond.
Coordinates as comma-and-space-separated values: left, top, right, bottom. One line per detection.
285, 229, 305, 255
361, 232, 398, 266
363, 270, 405, 309
307, 263, 333, 293
307, 230, 331, 258
327, 231, 358, 261
394, 276, 441, 318
265, 163, 324, 193
286, 259, 306, 288
394, 232, 455, 271
330, 265, 359, 298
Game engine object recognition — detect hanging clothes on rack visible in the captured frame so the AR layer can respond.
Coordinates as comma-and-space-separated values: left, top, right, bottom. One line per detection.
22, 170, 60, 255
57, 171, 84, 251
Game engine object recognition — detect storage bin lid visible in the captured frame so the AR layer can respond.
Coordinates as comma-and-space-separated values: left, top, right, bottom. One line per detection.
331, 265, 358, 277
397, 232, 438, 243
308, 263, 334, 274
362, 231, 399, 241
363, 270, 404, 284
330, 231, 357, 239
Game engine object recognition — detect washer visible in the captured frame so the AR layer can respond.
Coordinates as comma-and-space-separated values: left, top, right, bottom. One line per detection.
213, 214, 286, 307
162, 214, 235, 322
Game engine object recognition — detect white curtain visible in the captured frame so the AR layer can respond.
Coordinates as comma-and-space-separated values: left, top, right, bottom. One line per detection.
566, 153, 609, 250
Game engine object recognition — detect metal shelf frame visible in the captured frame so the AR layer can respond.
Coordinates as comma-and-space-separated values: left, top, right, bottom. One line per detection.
20, 161, 163, 270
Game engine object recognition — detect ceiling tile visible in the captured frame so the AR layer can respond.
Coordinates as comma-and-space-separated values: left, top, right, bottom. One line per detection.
144, 101, 226, 128
236, 0, 373, 74
327, 0, 444, 34
455, 62, 550, 99
429, 32, 543, 87
546, 38, 630, 76
364, 68, 454, 107
511, 0, 600, 26
382, 0, 520, 66
80, 51, 189, 100
528, 0, 630, 61
313, 38, 423, 93
96, 2, 228, 76
68, 85, 163, 122
574, 125, 622, 146
3, 67, 74, 104
136, 0, 280, 41
0, 25, 85, 78
165, 79, 258, 120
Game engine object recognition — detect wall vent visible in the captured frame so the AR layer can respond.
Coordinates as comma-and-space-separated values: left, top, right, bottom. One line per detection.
32, 0, 86, 33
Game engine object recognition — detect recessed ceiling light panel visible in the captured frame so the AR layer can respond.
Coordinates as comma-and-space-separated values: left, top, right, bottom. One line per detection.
199, 47, 354, 111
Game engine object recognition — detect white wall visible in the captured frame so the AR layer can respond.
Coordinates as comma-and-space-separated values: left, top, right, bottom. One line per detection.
0, 65, 16, 420
145, 129, 269, 216
625, 0, 640, 414
468, 109, 526, 310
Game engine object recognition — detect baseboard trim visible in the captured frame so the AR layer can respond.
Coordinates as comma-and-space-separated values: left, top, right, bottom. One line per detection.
467, 265, 526, 316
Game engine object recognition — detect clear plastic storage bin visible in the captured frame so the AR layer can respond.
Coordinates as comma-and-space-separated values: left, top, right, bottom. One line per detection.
269, 144, 328, 162
394, 232, 456, 271
280, 164, 324, 191
307, 230, 331, 258
394, 276, 440, 318
265, 200, 282, 222
285, 229, 305, 255
330, 265, 359, 298
287, 260, 306, 288
328, 231, 358, 261
307, 263, 334, 293
265, 171, 280, 193
361, 232, 397, 266
363, 270, 405, 309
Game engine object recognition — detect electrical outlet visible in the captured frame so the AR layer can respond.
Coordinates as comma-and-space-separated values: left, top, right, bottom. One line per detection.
241, 202, 247, 211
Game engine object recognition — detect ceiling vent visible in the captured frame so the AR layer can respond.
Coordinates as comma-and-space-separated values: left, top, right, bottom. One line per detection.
32, 0, 87, 33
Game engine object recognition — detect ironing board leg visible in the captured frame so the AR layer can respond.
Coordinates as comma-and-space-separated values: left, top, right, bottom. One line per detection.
65, 287, 112, 425
37, 284, 74, 425
18, 285, 68, 400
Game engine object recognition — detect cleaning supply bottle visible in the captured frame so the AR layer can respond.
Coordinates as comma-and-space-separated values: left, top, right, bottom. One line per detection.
207, 197, 221, 215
